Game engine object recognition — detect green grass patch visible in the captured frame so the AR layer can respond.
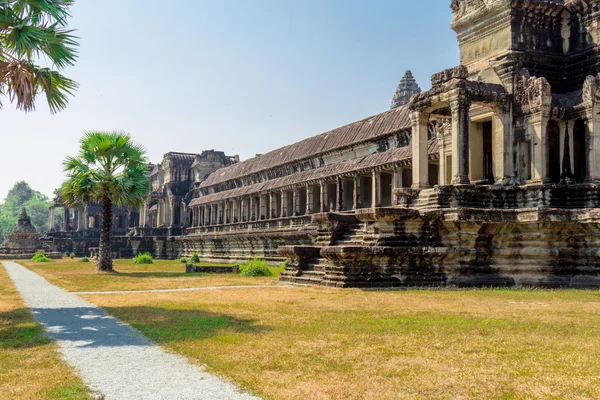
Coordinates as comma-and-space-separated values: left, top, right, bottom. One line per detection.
31, 251, 52, 263
240, 258, 272, 277
132, 252, 154, 265
189, 251, 200, 264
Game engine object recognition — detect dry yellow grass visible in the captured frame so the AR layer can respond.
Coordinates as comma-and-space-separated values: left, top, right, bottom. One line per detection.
0, 263, 91, 400
21, 258, 282, 292
84, 287, 600, 400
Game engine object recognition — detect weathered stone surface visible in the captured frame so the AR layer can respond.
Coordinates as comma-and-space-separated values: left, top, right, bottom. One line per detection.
185, 264, 239, 274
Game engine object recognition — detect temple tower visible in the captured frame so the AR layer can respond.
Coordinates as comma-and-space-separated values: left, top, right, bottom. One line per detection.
390, 70, 421, 109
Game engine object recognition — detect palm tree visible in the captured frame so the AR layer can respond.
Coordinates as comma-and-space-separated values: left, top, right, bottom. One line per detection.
0, 0, 78, 113
61, 132, 150, 271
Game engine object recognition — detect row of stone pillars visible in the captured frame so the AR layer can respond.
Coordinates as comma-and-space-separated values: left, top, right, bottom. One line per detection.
412, 96, 517, 187
189, 168, 408, 227
412, 97, 475, 188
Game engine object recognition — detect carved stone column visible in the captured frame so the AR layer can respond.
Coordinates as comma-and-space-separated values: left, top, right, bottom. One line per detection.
411, 111, 430, 188
527, 112, 549, 183
307, 185, 314, 214
63, 207, 69, 231
293, 188, 300, 216
585, 111, 600, 182
450, 97, 471, 184
281, 191, 288, 217
353, 175, 360, 210
493, 110, 514, 184
336, 177, 343, 211
372, 170, 380, 209
438, 123, 447, 185
320, 182, 327, 212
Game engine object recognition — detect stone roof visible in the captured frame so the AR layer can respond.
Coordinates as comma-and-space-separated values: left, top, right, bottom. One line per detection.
189, 138, 438, 207
200, 105, 412, 189
391, 71, 421, 109
165, 152, 198, 167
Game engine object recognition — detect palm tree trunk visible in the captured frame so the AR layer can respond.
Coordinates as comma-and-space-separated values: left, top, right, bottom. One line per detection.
97, 196, 113, 271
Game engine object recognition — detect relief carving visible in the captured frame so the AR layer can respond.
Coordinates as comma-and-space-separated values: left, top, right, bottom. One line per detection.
451, 0, 502, 22
582, 74, 600, 106
515, 69, 552, 113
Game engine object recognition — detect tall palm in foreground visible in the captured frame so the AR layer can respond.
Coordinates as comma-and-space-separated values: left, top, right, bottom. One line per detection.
61, 132, 150, 271
0, 0, 78, 113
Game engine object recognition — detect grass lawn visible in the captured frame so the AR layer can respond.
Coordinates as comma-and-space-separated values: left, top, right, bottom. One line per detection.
0, 263, 91, 400
21, 258, 283, 292
82, 287, 600, 400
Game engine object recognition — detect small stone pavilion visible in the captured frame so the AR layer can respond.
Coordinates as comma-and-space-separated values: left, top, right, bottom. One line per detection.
0, 208, 60, 259
47, 0, 600, 288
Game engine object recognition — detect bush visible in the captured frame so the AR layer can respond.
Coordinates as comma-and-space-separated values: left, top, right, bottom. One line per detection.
240, 258, 273, 277
133, 252, 154, 264
31, 250, 52, 263
189, 251, 200, 264
69, 252, 75, 259
179, 257, 188, 263
80, 256, 89, 263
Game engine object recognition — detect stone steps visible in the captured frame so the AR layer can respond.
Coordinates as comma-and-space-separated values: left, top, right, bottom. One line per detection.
413, 188, 440, 211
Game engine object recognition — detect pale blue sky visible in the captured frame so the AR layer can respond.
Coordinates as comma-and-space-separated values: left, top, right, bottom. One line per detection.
0, 0, 457, 200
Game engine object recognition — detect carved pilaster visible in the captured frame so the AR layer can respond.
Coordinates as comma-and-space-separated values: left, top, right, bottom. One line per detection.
411, 111, 430, 189
450, 96, 471, 184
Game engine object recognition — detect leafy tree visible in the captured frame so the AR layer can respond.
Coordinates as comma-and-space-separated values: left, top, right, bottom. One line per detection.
61, 132, 150, 271
24, 193, 50, 233
0, 0, 78, 113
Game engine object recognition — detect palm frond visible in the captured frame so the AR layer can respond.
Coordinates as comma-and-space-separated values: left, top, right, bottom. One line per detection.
6, 24, 78, 68
34, 66, 77, 113
12, 0, 74, 26
0, 59, 35, 111
0, 0, 77, 113
63, 132, 151, 208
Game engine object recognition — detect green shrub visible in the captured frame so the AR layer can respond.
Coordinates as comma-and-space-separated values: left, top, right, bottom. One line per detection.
281, 258, 290, 269
80, 256, 89, 263
31, 251, 52, 263
62, 252, 68, 259
133, 252, 154, 264
69, 252, 75, 259
240, 258, 273, 277
180, 257, 188, 263
189, 251, 200, 264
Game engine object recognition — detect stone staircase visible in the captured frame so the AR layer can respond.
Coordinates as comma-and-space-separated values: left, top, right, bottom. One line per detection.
333, 221, 365, 246
288, 258, 329, 285
413, 188, 440, 211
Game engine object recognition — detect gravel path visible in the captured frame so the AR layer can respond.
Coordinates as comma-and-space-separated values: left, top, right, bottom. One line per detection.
72, 284, 294, 295
2, 261, 259, 400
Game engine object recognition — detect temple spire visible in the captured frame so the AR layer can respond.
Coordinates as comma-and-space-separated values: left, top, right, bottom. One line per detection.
391, 70, 421, 109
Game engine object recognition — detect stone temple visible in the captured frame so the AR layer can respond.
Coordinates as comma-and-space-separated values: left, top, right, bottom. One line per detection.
0, 208, 60, 259
45, 0, 600, 288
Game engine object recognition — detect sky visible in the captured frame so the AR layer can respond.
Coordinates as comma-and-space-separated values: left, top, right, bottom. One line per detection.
0, 0, 458, 201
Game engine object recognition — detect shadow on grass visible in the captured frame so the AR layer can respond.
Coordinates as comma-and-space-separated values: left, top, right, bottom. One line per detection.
103, 306, 268, 344
0, 308, 52, 349
4, 306, 266, 349
100, 270, 243, 279
109, 272, 195, 279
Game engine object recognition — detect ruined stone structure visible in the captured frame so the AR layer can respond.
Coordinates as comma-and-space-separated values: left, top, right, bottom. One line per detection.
0, 208, 60, 259
51, 1, 600, 288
